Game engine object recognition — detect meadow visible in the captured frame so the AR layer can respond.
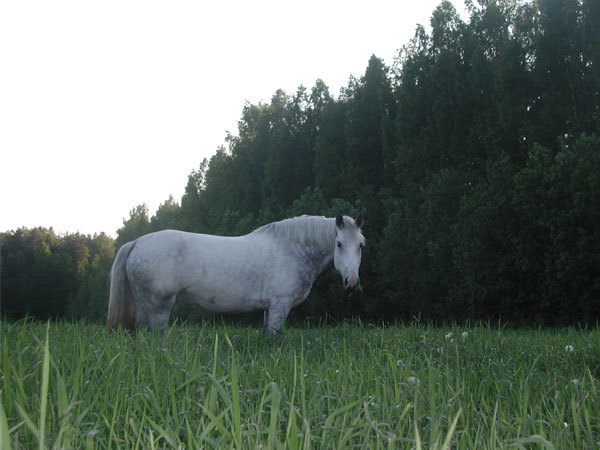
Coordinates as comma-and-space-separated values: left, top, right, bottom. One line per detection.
0, 320, 598, 449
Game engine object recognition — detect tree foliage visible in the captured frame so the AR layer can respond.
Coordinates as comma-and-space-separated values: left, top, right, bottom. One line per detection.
1, 229, 114, 321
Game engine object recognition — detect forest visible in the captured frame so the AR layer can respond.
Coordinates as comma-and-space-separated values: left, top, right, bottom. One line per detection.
2, 0, 599, 326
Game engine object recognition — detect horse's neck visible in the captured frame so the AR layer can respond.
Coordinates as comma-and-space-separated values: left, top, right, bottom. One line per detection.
295, 218, 336, 274
257, 216, 336, 273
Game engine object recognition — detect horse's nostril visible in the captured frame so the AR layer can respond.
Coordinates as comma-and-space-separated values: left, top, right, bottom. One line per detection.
344, 277, 348, 287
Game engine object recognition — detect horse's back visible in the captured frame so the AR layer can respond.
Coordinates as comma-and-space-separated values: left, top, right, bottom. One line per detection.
132, 229, 242, 257
125, 229, 283, 300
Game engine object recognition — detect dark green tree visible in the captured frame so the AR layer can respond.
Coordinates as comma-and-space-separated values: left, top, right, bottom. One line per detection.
116, 204, 151, 248
151, 195, 182, 232
180, 158, 209, 232
1, 228, 115, 321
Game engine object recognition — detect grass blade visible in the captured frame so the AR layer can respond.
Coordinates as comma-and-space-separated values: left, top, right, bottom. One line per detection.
198, 404, 232, 441
0, 398, 12, 450
268, 381, 282, 450
15, 402, 39, 441
230, 352, 242, 449
414, 419, 422, 450
39, 322, 51, 450
147, 418, 177, 448
285, 353, 299, 450
441, 408, 462, 450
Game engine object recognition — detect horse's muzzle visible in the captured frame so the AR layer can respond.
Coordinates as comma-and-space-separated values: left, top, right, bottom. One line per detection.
344, 276, 360, 291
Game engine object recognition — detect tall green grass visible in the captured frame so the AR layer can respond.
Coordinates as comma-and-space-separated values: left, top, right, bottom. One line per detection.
1, 320, 598, 448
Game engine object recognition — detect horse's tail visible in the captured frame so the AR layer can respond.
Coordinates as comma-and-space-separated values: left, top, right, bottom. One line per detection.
106, 240, 137, 331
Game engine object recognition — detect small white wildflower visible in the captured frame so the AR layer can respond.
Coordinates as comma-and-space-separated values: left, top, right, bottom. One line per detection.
396, 359, 405, 369
570, 378, 581, 389
462, 331, 468, 340
563, 422, 568, 428
335, 369, 339, 374
437, 347, 444, 354
445, 332, 453, 340
407, 376, 421, 387
565, 345, 574, 352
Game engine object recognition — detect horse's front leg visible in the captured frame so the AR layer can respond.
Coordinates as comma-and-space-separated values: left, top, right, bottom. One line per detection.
266, 299, 292, 335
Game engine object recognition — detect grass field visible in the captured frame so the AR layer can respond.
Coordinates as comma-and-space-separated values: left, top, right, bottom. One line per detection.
1, 320, 599, 449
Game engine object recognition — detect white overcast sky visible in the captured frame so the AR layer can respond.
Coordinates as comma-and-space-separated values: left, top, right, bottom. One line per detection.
1, 0, 466, 237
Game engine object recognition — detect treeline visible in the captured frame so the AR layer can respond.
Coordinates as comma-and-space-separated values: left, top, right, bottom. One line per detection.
1, 228, 114, 321
2, 0, 599, 325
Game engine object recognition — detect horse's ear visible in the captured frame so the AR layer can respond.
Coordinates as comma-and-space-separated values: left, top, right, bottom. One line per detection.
355, 213, 363, 229
336, 212, 344, 229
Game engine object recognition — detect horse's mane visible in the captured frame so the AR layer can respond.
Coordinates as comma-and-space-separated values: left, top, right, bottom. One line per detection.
253, 215, 337, 247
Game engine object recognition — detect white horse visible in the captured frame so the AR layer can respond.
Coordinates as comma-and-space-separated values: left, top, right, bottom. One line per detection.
107, 213, 365, 334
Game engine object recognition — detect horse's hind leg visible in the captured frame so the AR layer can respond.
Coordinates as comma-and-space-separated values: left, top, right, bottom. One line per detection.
135, 300, 150, 330
139, 294, 176, 336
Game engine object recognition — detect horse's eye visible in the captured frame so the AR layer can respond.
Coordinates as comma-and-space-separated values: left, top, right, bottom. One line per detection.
359, 243, 364, 249
337, 241, 342, 248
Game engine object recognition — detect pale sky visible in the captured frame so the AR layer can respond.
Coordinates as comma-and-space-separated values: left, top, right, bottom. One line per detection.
1, 0, 466, 237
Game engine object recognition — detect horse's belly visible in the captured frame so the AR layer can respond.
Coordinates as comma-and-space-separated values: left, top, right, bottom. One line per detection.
183, 285, 268, 313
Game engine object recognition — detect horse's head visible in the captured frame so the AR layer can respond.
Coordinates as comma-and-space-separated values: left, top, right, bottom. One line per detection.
333, 212, 365, 291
